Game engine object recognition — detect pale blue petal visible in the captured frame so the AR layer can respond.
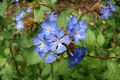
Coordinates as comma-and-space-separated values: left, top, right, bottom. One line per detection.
34, 37, 42, 45
45, 53, 57, 63
48, 42, 58, 52
57, 43, 67, 54
60, 35, 70, 45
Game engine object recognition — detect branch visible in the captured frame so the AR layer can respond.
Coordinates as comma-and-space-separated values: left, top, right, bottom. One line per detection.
85, 54, 117, 60
10, 44, 22, 78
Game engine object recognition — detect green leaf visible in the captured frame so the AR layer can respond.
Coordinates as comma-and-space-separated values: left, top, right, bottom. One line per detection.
103, 61, 120, 80
0, 0, 7, 16
41, 64, 51, 77
4, 48, 10, 57
5, 63, 13, 80
0, 16, 8, 30
107, 19, 116, 26
15, 54, 24, 61
84, 29, 96, 49
27, 51, 45, 65
97, 34, 105, 47
84, 57, 102, 69
0, 57, 7, 67
34, 6, 44, 22
53, 59, 69, 76
51, 0, 57, 6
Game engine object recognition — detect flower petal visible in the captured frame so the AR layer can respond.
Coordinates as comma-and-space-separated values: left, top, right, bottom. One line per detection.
60, 35, 70, 45
34, 37, 42, 45
57, 43, 67, 54
45, 53, 57, 63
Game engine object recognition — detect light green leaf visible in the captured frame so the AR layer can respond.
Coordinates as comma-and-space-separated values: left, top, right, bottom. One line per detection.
0, 0, 7, 16
27, 51, 45, 65
41, 64, 51, 77
0, 57, 7, 67
5, 63, 13, 80
53, 59, 69, 76
84, 29, 96, 49
34, 6, 44, 22
97, 34, 105, 47
103, 61, 120, 80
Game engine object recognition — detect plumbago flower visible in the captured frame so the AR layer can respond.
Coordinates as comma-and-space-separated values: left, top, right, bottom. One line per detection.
15, 11, 24, 30
68, 17, 78, 29
15, 20, 24, 30
101, 8, 112, 20
15, 0, 19, 5
69, 47, 87, 69
26, 7, 32, 13
15, 10, 24, 21
40, 20, 58, 38
68, 19, 87, 43
108, 1, 117, 12
46, 13, 57, 21
34, 33, 57, 63
47, 28, 70, 54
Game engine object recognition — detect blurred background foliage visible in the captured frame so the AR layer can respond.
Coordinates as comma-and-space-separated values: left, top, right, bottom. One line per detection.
0, 0, 120, 80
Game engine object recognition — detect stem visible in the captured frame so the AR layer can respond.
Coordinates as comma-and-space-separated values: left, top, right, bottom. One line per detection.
66, 45, 74, 56
50, 63, 53, 76
10, 44, 22, 78
93, 49, 116, 52
85, 54, 117, 60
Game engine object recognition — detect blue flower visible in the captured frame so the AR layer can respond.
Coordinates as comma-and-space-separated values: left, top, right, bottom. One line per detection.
69, 23, 87, 43
16, 2, 19, 5
26, 7, 32, 13
15, 20, 24, 30
47, 28, 70, 54
101, 8, 112, 20
15, 0, 19, 2
40, 21, 58, 38
45, 52, 57, 63
69, 47, 87, 69
46, 13, 57, 21
15, 10, 24, 21
108, 1, 117, 12
34, 33, 49, 56
68, 17, 78, 29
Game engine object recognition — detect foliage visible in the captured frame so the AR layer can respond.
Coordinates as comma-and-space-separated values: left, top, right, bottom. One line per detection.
0, 0, 120, 80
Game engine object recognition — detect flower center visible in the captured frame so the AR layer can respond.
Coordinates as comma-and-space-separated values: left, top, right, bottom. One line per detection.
57, 40, 61, 44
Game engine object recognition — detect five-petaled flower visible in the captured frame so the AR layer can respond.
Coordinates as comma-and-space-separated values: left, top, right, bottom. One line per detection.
69, 47, 87, 69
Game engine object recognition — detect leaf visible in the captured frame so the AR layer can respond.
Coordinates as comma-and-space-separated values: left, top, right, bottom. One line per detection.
103, 61, 120, 80
84, 57, 102, 69
0, 57, 7, 67
0, 16, 8, 30
27, 51, 45, 65
84, 29, 96, 50
34, 6, 44, 22
0, 0, 7, 16
5, 63, 13, 80
97, 34, 105, 47
41, 64, 51, 77
53, 59, 69, 76
15, 54, 24, 61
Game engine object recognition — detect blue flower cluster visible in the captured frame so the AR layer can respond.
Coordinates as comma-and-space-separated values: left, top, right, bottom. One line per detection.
101, 1, 117, 20
69, 47, 87, 69
15, 11, 24, 30
15, 7, 32, 30
15, 0, 19, 5
68, 16, 87, 43
34, 13, 70, 63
